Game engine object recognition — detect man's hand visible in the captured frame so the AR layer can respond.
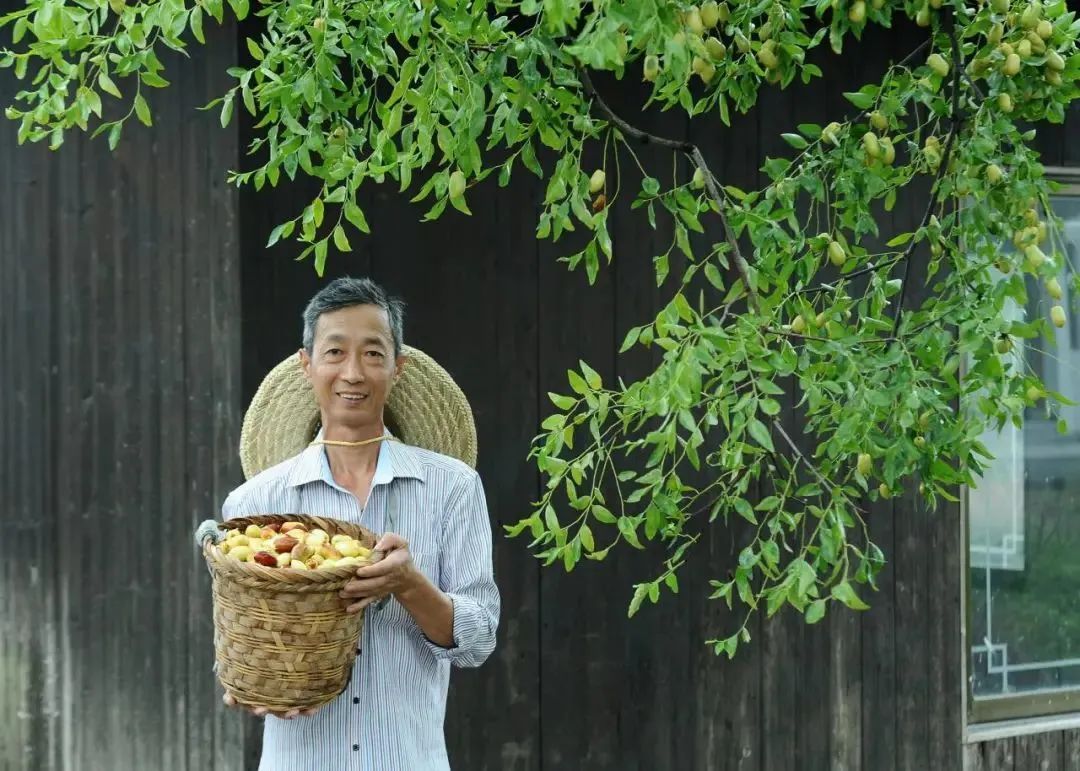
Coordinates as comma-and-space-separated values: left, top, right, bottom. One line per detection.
222, 692, 320, 720
340, 533, 422, 614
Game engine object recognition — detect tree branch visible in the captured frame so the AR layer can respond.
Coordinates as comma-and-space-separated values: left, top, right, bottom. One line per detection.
579, 68, 761, 314
890, 24, 964, 331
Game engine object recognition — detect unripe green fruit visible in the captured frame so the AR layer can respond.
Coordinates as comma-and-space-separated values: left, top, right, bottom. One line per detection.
1051, 305, 1067, 328
927, 53, 949, 77
643, 55, 660, 81
449, 170, 466, 198
589, 169, 606, 194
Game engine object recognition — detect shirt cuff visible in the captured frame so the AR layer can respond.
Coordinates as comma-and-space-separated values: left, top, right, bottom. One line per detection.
422, 593, 480, 662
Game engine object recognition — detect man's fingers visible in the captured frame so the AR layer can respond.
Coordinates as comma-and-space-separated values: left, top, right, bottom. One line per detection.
373, 532, 408, 552
340, 578, 385, 598
346, 596, 381, 614
353, 549, 404, 579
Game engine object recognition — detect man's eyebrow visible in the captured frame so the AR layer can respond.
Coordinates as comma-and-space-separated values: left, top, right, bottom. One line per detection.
320, 333, 388, 347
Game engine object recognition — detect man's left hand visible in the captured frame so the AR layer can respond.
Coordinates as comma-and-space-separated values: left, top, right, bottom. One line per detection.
340, 533, 421, 614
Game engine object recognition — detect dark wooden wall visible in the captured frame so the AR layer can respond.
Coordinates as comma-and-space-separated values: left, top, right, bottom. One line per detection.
3, 10, 1080, 771
236, 22, 1080, 771
0, 9, 256, 771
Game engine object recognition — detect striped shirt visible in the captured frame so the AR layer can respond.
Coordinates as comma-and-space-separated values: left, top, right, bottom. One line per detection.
221, 436, 500, 770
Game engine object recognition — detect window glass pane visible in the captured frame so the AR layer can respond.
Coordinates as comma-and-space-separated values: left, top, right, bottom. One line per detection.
969, 192, 1080, 705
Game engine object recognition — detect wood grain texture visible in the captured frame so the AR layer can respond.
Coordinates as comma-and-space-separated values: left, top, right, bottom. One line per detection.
2, 14, 1079, 771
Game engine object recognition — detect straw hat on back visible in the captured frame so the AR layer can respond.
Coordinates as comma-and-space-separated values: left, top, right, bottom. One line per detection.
239, 345, 477, 480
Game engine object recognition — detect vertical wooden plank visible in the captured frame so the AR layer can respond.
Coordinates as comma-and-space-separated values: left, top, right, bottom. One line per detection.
964, 742, 987, 771
536, 154, 620, 771
1064, 103, 1080, 166
473, 159, 543, 771
1063, 728, 1080, 767
201, 20, 248, 771
682, 75, 763, 771
604, 76, 691, 771
984, 737, 1016, 771
1014, 731, 1063, 771
0, 88, 60, 771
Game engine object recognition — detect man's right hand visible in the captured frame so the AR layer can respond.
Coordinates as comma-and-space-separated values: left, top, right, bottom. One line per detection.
223, 692, 320, 720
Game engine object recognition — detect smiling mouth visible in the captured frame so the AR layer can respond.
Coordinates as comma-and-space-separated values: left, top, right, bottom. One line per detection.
338, 393, 368, 403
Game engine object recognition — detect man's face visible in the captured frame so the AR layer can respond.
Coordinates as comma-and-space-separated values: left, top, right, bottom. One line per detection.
300, 304, 403, 433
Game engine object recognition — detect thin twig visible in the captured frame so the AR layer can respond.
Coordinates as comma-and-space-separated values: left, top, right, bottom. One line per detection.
579, 68, 761, 314
891, 24, 964, 331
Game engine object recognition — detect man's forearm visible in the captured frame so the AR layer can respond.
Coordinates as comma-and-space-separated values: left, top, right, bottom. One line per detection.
397, 573, 455, 648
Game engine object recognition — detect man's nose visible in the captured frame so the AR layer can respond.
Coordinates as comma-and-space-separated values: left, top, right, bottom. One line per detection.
341, 354, 365, 382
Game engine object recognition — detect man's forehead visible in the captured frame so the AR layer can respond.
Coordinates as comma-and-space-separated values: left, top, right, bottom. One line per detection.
314, 305, 392, 341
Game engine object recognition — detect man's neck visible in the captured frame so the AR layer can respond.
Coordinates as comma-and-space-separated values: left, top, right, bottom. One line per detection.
322, 423, 385, 482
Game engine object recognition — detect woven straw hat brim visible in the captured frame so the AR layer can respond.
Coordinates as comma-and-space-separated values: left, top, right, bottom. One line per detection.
239, 345, 477, 480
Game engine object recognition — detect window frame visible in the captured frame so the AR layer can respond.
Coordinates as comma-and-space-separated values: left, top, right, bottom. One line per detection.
962, 165, 1080, 727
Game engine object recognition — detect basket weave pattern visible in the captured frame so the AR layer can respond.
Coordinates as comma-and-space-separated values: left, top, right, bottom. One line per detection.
203, 514, 381, 711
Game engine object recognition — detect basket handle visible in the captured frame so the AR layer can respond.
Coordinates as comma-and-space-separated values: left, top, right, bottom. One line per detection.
195, 519, 224, 550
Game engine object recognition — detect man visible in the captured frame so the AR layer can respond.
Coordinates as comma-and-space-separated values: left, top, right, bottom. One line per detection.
221, 276, 500, 770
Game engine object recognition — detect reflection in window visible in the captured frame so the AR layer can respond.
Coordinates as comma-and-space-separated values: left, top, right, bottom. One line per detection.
969, 191, 1080, 706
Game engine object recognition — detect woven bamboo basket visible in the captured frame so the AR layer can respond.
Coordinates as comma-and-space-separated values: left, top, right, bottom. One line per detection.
199, 513, 383, 711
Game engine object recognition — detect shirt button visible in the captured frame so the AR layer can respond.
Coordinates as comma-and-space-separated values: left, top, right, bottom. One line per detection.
353, 744, 360, 752
356, 648, 361, 655
353, 697, 360, 704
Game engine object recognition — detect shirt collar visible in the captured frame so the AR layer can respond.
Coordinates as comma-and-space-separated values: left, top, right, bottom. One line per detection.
285, 428, 425, 489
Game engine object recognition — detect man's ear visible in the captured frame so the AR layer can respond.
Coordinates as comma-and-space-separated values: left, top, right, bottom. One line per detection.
392, 352, 408, 385
298, 348, 312, 381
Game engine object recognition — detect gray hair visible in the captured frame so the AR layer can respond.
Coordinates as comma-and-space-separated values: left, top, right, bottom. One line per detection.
301, 277, 405, 356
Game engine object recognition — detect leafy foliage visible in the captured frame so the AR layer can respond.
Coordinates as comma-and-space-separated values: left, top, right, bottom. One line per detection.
4, 0, 1079, 656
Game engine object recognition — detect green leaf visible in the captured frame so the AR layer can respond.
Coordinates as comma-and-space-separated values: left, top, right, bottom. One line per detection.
229, 0, 250, 20
107, 122, 122, 151
134, 94, 152, 127
619, 326, 641, 353
748, 419, 774, 452
246, 38, 264, 61
618, 516, 644, 549
548, 392, 576, 410
219, 96, 234, 129
592, 504, 617, 524
140, 72, 170, 88
190, 6, 205, 43
567, 370, 590, 396
580, 360, 602, 390
733, 498, 756, 524
314, 239, 328, 276
628, 584, 647, 617
665, 573, 679, 594
843, 91, 874, 109
830, 581, 870, 611
332, 225, 351, 252
805, 600, 826, 624
98, 72, 121, 99
344, 202, 371, 234
579, 524, 594, 552
781, 133, 809, 149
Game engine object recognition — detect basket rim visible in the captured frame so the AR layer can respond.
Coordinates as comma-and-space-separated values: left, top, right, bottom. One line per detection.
204, 513, 382, 589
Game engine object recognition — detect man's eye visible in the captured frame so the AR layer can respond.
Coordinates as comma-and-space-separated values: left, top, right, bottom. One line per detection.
365, 350, 385, 358
326, 348, 343, 355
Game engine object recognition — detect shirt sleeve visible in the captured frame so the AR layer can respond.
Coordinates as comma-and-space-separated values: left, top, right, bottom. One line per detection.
221, 483, 270, 521
422, 470, 501, 668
